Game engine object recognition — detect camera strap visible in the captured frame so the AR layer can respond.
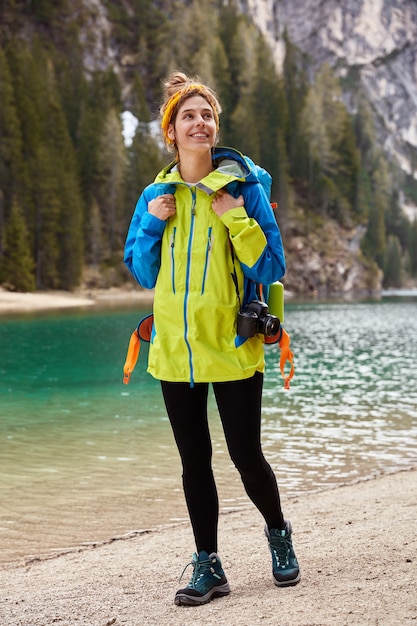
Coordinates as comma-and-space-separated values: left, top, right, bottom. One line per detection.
229, 243, 242, 309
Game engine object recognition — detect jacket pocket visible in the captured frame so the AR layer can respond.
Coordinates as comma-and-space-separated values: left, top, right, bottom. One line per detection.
201, 227, 213, 295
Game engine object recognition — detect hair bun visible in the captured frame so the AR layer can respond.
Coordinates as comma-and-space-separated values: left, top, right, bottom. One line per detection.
164, 71, 199, 98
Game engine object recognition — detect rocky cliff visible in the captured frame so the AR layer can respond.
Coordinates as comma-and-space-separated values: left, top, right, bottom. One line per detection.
240, 0, 417, 221
283, 212, 381, 296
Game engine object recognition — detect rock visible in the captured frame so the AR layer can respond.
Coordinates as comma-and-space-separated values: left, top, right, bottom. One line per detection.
283, 216, 382, 295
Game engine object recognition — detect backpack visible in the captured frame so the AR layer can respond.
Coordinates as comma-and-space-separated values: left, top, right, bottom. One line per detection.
243, 155, 275, 209
239, 156, 295, 388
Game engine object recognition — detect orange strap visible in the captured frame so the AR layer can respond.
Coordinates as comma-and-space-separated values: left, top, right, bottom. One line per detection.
123, 330, 141, 384
122, 314, 154, 384
264, 326, 294, 389
278, 327, 294, 390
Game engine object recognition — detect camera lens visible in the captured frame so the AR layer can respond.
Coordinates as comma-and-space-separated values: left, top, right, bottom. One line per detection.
263, 315, 280, 337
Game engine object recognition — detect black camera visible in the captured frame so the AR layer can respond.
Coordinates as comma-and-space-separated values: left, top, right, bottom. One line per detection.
237, 300, 280, 338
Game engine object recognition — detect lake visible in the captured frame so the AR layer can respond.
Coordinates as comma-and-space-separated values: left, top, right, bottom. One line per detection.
1, 295, 416, 563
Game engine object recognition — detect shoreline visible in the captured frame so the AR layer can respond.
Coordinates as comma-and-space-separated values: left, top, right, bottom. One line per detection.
0, 287, 155, 315
1, 286, 417, 317
0, 466, 411, 568
1, 467, 415, 625
0, 468, 403, 568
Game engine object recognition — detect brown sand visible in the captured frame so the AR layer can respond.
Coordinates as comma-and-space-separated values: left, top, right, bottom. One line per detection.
0, 469, 415, 626
0, 288, 154, 314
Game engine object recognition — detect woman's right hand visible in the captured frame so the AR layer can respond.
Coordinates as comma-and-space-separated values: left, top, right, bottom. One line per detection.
148, 194, 176, 221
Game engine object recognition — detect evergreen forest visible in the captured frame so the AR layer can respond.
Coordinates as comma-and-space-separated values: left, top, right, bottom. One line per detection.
1, 0, 416, 293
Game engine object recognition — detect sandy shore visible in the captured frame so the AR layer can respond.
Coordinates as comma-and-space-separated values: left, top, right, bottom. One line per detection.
0, 468, 415, 626
0, 288, 154, 314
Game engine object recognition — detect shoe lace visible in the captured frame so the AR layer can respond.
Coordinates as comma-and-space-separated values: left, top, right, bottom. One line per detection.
179, 554, 214, 587
270, 535, 292, 568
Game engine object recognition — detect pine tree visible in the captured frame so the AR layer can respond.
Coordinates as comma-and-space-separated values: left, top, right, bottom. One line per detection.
226, 18, 259, 153
76, 77, 107, 211
282, 31, 308, 176
362, 154, 390, 269
0, 47, 23, 237
372, 156, 390, 268
31, 143, 61, 289
96, 108, 128, 256
124, 124, 166, 227
5, 39, 44, 161
300, 85, 332, 206
356, 165, 373, 224
355, 94, 379, 168
212, 39, 232, 136
408, 219, 417, 277
42, 64, 84, 289
0, 200, 35, 292
252, 37, 282, 164
273, 132, 293, 230
171, 0, 218, 85
250, 36, 292, 218
75, 70, 121, 262
334, 115, 361, 223
300, 64, 369, 224
318, 65, 347, 149
88, 199, 105, 268
54, 45, 89, 147
216, 0, 244, 128
385, 189, 409, 251
130, 74, 150, 123
383, 235, 402, 288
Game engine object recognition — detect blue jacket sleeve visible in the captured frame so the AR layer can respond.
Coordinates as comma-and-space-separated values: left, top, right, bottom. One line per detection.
221, 182, 286, 285
124, 188, 166, 289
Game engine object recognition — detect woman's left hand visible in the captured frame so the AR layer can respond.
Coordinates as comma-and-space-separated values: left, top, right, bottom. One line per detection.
212, 189, 244, 217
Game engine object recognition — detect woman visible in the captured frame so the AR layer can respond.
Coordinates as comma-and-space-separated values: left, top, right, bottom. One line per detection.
124, 71, 300, 606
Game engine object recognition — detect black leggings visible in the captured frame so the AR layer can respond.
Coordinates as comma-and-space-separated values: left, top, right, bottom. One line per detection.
161, 371, 284, 554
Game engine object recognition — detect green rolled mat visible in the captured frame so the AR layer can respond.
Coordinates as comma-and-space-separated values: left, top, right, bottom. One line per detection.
267, 281, 284, 323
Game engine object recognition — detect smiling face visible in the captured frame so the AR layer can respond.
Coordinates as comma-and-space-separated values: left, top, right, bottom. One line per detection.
167, 95, 218, 155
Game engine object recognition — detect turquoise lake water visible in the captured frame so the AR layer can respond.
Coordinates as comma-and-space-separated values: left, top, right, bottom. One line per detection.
1, 296, 416, 563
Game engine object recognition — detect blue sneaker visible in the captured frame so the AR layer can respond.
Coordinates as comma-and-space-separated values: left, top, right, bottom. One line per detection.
265, 521, 301, 587
175, 551, 230, 606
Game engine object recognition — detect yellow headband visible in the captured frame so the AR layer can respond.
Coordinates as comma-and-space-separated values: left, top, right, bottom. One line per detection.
161, 84, 220, 144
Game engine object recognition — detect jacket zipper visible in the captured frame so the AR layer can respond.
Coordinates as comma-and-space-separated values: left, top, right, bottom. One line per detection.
170, 227, 176, 293
201, 227, 213, 295
183, 189, 197, 387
